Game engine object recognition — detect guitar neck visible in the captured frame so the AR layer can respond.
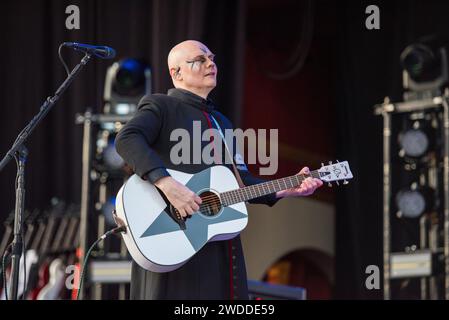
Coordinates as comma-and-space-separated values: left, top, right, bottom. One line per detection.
221, 170, 321, 207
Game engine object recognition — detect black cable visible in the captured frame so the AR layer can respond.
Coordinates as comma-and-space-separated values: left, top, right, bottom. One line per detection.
21, 217, 26, 300
2, 237, 25, 301
76, 226, 126, 300
2, 244, 12, 300
58, 44, 70, 77
8, 44, 73, 157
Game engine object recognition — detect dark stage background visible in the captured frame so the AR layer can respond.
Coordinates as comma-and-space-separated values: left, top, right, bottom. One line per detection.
0, 0, 447, 299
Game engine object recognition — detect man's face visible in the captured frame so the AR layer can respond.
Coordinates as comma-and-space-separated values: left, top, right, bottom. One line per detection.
177, 44, 217, 93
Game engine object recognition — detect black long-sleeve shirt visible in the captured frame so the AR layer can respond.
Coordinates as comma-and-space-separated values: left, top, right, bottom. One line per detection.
115, 88, 278, 299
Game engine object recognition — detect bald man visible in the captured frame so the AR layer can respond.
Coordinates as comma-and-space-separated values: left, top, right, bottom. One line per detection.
116, 40, 322, 300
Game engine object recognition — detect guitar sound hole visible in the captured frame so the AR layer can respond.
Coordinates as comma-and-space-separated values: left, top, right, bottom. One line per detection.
199, 191, 221, 217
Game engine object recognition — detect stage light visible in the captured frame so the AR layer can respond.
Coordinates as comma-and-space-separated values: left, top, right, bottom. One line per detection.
397, 116, 437, 164
102, 141, 124, 170
103, 58, 151, 115
396, 190, 425, 218
399, 128, 429, 158
114, 103, 134, 115
95, 130, 124, 172
101, 196, 117, 226
401, 44, 440, 83
395, 185, 434, 218
400, 36, 448, 93
390, 250, 432, 279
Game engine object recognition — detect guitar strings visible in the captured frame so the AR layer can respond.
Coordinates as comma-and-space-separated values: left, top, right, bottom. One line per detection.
197, 176, 312, 205
177, 166, 345, 215
198, 174, 313, 203
186, 171, 323, 210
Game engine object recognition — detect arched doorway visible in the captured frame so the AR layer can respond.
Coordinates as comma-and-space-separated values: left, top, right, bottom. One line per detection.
262, 248, 334, 299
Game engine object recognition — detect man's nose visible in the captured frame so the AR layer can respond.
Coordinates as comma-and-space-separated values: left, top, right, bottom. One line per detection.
206, 58, 215, 68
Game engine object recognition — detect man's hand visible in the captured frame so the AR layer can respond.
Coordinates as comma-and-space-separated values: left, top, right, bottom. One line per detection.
276, 167, 323, 198
154, 176, 202, 218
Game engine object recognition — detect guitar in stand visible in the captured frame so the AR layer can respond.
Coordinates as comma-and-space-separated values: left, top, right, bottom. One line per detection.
60, 207, 80, 299
23, 210, 40, 249
70, 219, 81, 300
0, 212, 16, 257
53, 205, 80, 299
27, 200, 65, 300
37, 207, 71, 300
0, 211, 16, 296
23, 209, 48, 299
18, 209, 41, 299
0, 210, 40, 300
115, 161, 353, 273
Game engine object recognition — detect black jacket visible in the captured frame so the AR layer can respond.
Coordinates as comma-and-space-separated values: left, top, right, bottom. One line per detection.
115, 88, 278, 300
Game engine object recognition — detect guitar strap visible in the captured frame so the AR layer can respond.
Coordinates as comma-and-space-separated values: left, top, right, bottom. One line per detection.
209, 114, 246, 189
208, 113, 242, 300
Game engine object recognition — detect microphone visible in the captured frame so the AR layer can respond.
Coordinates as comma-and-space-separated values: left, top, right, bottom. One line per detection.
63, 42, 116, 59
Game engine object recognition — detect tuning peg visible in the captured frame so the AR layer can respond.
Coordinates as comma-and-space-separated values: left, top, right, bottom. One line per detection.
328, 161, 333, 165
343, 180, 349, 185
336, 160, 340, 163
336, 181, 340, 186
321, 162, 325, 167
328, 182, 332, 187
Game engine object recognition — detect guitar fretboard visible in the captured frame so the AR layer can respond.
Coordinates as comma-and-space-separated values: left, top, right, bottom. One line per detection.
220, 170, 321, 206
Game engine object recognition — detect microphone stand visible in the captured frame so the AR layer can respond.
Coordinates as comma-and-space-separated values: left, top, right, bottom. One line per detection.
0, 52, 92, 300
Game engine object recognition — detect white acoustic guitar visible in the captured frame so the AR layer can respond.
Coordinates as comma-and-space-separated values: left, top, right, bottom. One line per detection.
115, 161, 353, 273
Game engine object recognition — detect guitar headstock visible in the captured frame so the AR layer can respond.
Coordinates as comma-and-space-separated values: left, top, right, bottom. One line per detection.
25, 208, 41, 226
3, 210, 15, 227
317, 160, 353, 187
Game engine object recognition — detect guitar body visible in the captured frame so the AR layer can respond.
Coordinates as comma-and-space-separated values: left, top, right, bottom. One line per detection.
29, 261, 50, 300
115, 165, 248, 273
37, 258, 65, 300
0, 250, 38, 300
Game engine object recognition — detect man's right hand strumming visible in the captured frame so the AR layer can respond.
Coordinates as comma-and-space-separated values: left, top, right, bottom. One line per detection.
154, 176, 202, 218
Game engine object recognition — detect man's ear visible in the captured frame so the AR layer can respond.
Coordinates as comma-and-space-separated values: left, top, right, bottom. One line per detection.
171, 67, 181, 80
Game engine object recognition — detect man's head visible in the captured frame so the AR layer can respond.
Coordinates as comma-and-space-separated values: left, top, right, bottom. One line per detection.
167, 40, 217, 99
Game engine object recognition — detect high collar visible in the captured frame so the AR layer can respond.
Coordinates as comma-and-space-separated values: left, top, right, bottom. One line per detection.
167, 88, 215, 113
